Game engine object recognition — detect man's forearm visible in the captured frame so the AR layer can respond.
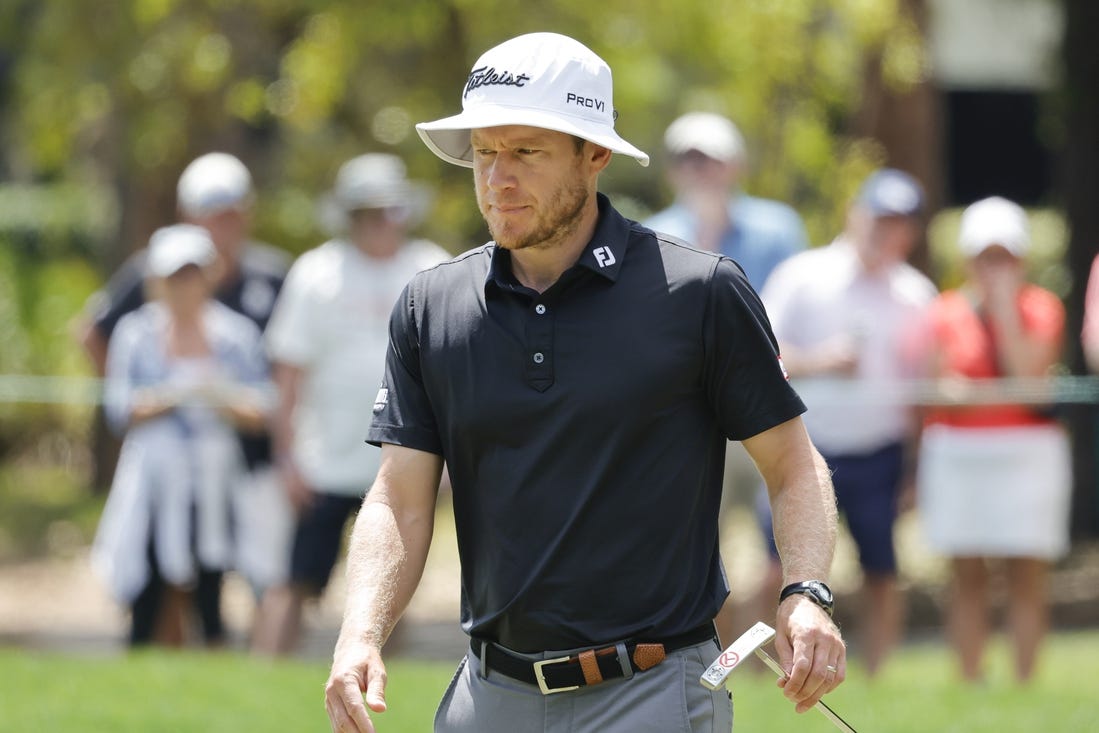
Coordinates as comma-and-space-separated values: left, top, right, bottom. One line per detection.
770, 447, 838, 584
337, 494, 435, 650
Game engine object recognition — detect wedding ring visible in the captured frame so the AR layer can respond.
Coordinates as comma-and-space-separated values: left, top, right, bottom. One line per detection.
825, 665, 838, 674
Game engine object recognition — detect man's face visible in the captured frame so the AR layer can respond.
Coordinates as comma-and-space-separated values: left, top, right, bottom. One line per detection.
161, 264, 211, 314
849, 209, 920, 272
471, 125, 598, 252
667, 149, 737, 196
187, 207, 250, 263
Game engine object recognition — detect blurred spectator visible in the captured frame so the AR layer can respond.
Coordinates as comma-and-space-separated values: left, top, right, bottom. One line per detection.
644, 112, 809, 647
916, 196, 1071, 683
90, 225, 272, 647
1080, 251, 1099, 373
644, 111, 808, 287
756, 169, 937, 675
79, 153, 288, 369
77, 152, 292, 645
251, 154, 450, 656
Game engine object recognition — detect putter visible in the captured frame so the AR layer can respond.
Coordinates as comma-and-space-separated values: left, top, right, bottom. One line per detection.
700, 621, 859, 733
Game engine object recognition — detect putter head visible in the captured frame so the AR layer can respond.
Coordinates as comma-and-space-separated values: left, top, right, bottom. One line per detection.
699, 621, 777, 690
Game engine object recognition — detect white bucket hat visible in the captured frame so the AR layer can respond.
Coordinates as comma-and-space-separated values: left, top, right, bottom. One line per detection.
416, 32, 649, 168
318, 153, 431, 233
146, 224, 217, 277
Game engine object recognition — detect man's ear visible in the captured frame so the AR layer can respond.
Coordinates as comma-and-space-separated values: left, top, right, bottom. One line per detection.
587, 143, 613, 174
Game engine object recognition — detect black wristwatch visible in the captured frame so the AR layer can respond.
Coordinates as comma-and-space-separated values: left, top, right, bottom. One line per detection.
779, 580, 834, 617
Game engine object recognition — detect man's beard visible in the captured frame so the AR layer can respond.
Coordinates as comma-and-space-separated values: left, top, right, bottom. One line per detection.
484, 180, 590, 252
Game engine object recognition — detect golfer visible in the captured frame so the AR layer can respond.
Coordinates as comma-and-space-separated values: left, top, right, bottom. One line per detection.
325, 32, 846, 733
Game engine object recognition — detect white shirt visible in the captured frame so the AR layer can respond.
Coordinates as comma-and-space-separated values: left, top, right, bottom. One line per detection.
761, 238, 937, 454
265, 238, 450, 493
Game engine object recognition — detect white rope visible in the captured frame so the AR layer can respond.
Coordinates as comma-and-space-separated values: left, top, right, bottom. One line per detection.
2, 373, 1099, 407
0, 375, 276, 407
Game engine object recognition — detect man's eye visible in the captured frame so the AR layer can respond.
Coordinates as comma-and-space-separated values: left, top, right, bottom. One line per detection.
517, 148, 537, 155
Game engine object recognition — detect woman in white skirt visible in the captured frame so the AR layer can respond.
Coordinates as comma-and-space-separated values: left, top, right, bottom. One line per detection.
92, 225, 273, 646
916, 197, 1071, 683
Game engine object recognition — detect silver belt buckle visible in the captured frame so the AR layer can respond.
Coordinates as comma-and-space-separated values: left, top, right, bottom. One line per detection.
533, 656, 580, 695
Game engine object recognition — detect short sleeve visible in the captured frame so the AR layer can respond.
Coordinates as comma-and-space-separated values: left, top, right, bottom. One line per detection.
365, 279, 443, 455
91, 252, 147, 340
265, 258, 320, 367
703, 258, 806, 441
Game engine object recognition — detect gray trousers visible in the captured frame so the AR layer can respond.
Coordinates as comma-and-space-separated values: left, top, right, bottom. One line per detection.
434, 639, 734, 733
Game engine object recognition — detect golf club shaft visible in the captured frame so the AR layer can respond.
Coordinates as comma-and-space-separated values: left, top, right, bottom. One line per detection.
754, 648, 859, 733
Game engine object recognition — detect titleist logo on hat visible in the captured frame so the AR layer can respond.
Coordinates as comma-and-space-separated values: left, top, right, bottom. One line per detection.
464, 67, 531, 96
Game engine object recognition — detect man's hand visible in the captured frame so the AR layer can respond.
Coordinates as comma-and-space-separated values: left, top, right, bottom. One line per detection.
773, 596, 846, 713
279, 458, 316, 513
324, 639, 388, 733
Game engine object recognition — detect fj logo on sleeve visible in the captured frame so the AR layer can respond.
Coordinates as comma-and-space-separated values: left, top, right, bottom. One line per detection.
373, 388, 389, 414
593, 246, 616, 268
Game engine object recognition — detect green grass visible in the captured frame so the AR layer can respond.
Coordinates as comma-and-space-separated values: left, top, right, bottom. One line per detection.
1, 632, 1097, 732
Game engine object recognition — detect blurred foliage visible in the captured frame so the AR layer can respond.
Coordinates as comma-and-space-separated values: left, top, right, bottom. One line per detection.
0, 462, 102, 561
0, 0, 925, 261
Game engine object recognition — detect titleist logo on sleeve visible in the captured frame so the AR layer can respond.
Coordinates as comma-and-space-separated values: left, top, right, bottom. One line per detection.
464, 66, 532, 96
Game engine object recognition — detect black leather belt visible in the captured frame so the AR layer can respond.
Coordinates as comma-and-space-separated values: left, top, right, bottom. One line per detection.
471, 623, 716, 695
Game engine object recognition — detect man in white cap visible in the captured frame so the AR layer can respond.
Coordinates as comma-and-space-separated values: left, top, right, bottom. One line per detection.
252, 153, 449, 656
324, 33, 846, 733
645, 112, 808, 289
77, 152, 290, 646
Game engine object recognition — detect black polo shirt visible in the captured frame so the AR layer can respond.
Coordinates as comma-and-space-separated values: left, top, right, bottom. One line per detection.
368, 193, 805, 652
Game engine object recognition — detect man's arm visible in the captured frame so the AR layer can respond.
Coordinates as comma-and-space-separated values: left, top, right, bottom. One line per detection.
270, 361, 315, 511
742, 415, 845, 714
324, 443, 441, 733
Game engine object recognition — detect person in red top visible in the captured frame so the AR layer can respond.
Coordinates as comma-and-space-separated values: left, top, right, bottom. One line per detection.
916, 196, 1071, 684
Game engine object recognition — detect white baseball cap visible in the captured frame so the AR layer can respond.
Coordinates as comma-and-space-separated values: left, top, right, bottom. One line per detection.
856, 168, 924, 218
959, 196, 1029, 258
416, 32, 649, 167
319, 153, 431, 232
177, 152, 254, 218
147, 224, 217, 277
664, 112, 746, 163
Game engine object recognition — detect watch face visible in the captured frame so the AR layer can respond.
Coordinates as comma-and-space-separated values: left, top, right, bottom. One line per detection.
810, 581, 833, 603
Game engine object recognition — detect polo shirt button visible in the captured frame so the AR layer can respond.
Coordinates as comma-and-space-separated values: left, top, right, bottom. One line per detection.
532, 352, 545, 364
535, 304, 547, 315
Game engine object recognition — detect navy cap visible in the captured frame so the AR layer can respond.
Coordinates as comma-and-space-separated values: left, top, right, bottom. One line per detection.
856, 168, 924, 217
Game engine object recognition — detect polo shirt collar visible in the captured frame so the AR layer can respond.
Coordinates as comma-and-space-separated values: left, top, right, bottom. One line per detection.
485, 193, 632, 294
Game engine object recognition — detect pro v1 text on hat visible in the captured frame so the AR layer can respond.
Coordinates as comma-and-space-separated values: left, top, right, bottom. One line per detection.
417, 32, 648, 167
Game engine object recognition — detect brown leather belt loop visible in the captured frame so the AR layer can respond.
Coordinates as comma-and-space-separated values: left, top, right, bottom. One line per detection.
632, 643, 666, 671
578, 649, 603, 685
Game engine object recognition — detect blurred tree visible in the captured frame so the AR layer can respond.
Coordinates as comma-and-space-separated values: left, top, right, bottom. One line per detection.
0, 0, 921, 264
